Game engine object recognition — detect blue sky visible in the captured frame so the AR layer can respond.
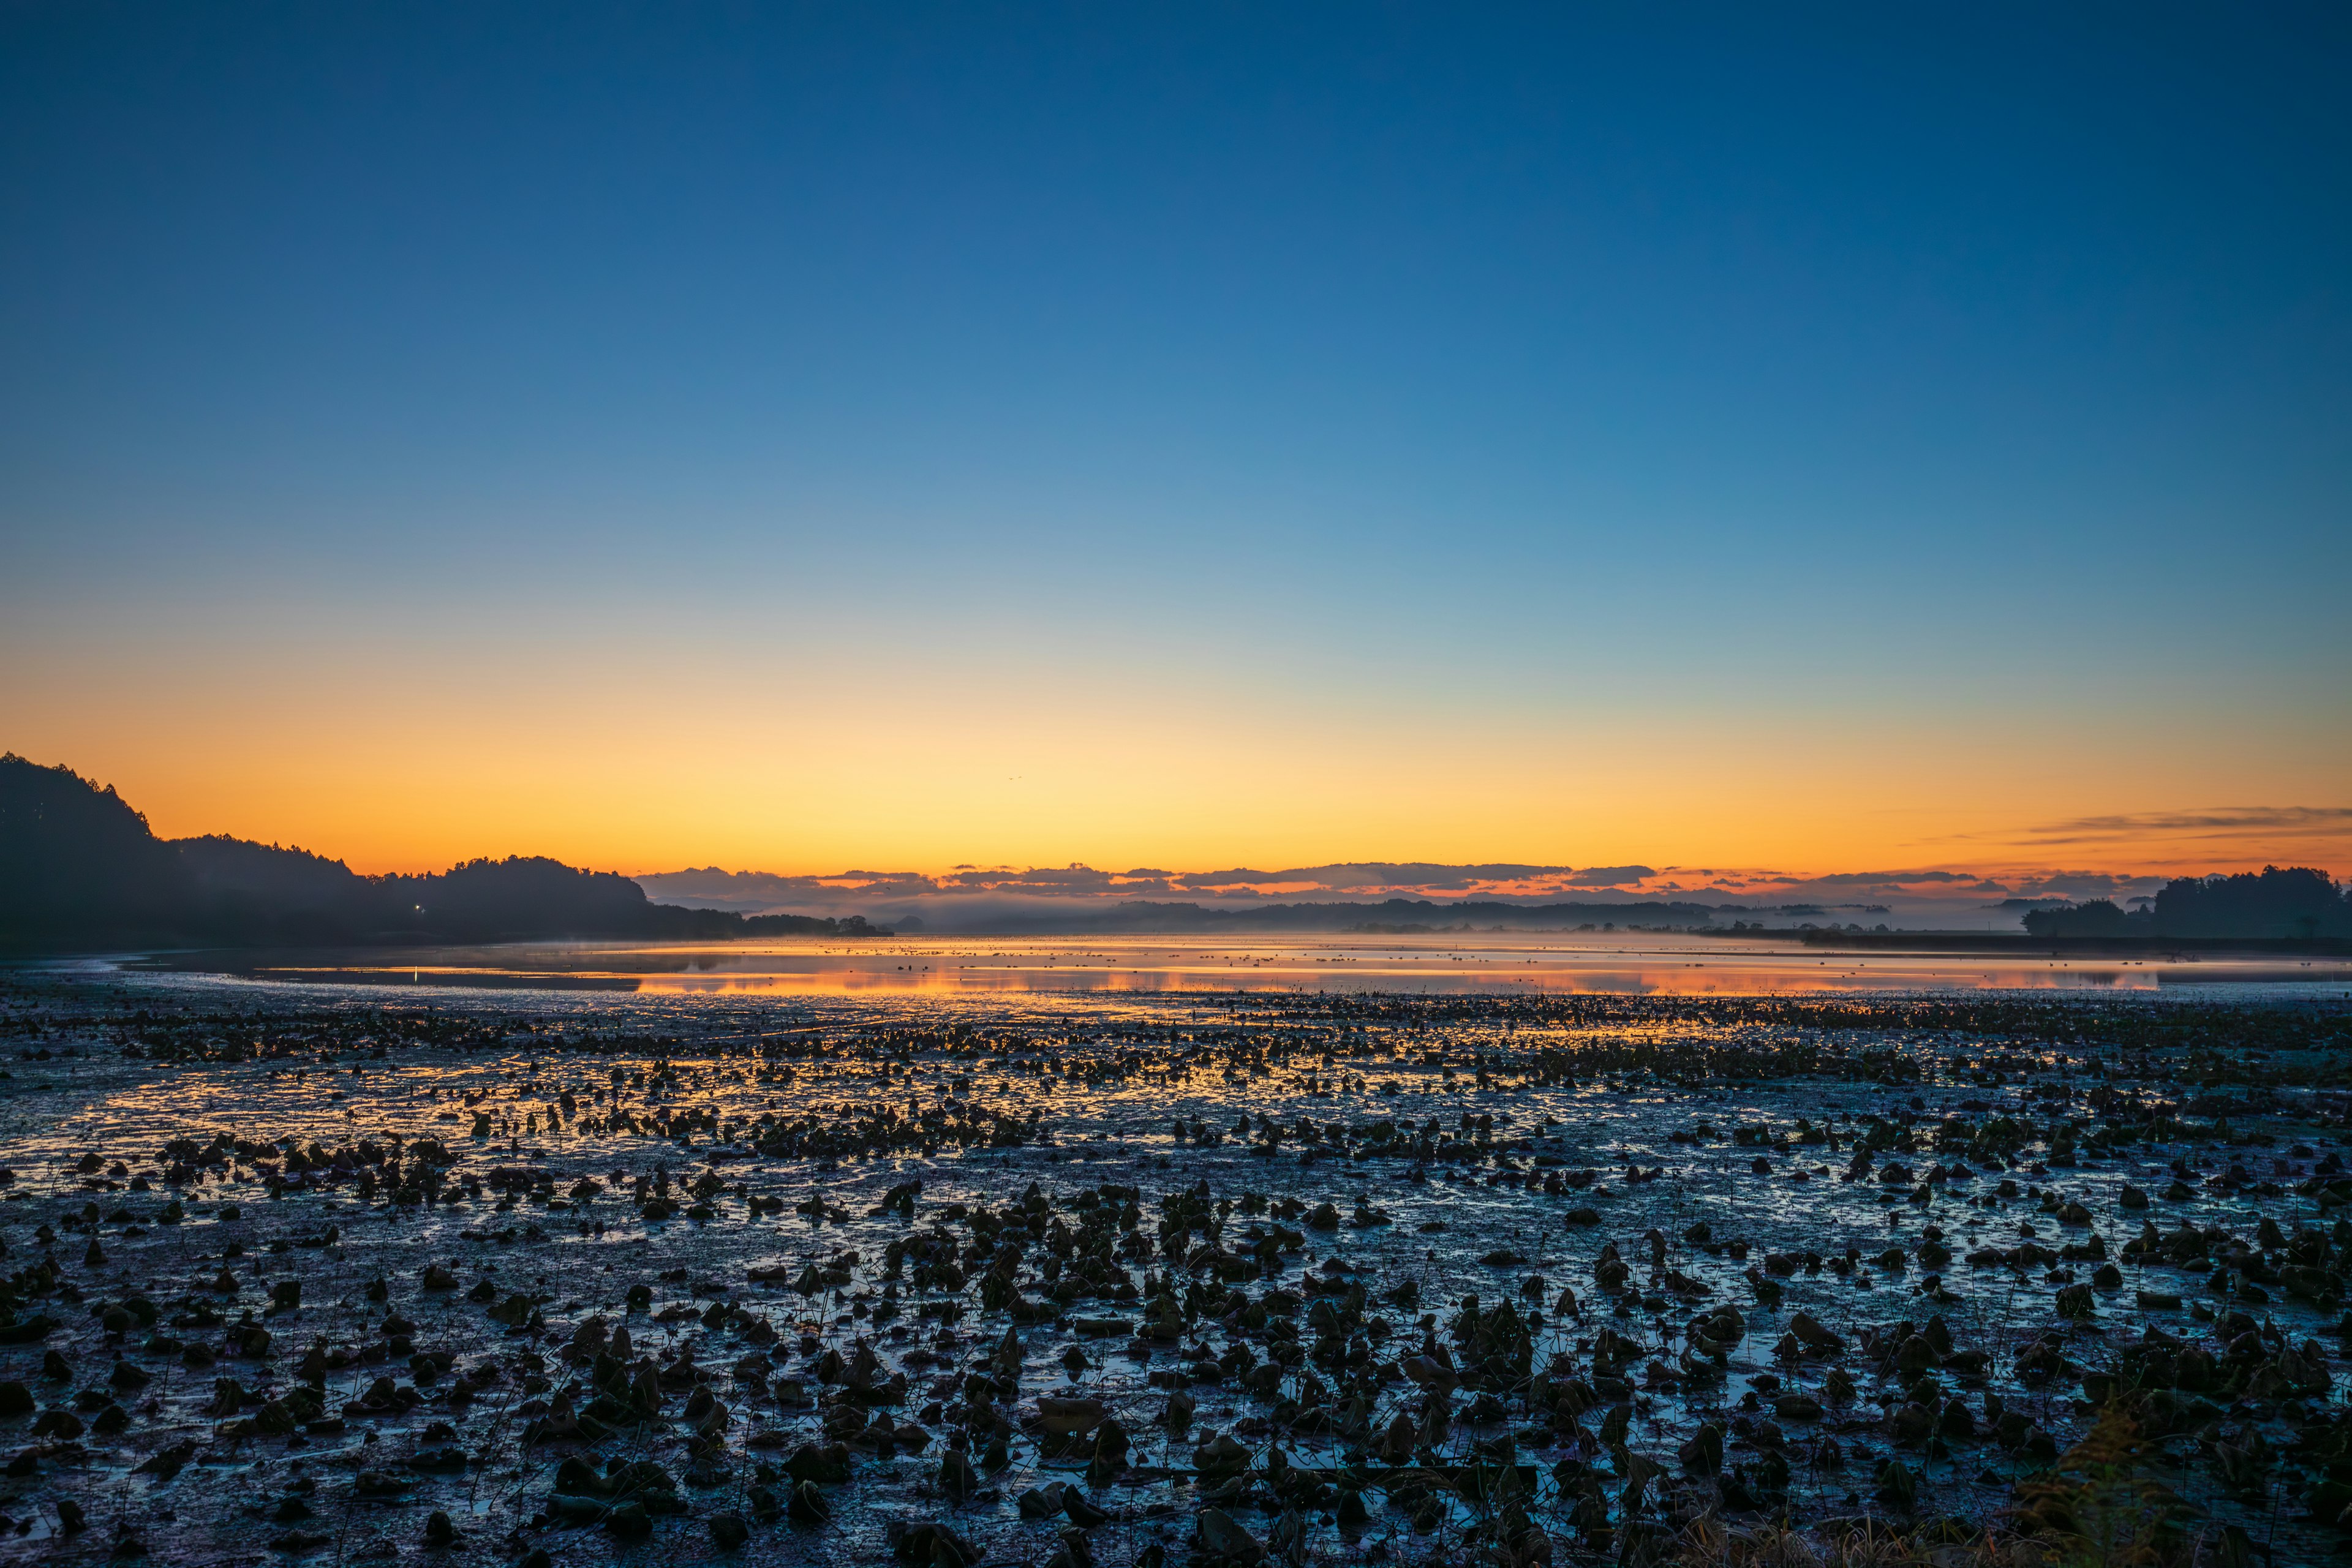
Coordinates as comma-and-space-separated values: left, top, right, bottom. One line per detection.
2, 4, 2346, 876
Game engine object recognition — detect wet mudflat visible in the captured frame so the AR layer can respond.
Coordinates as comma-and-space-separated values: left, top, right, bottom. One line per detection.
0, 971, 2348, 1568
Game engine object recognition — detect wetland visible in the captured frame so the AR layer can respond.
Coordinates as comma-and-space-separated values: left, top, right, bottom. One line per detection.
0, 956, 2348, 1568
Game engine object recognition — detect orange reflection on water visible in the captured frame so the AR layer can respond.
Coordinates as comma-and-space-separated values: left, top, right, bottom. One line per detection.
165, 932, 2352, 998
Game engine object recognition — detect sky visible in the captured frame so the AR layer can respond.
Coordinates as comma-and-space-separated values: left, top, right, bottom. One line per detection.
2, 3, 2348, 896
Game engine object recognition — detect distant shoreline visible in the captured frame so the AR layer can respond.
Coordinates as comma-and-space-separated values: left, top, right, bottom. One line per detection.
1778, 930, 2352, 958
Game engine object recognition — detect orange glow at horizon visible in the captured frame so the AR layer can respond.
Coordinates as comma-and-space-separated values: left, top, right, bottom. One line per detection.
5, 642, 2345, 885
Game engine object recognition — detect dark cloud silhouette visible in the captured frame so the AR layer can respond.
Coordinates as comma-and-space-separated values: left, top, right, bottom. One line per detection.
1559, 865, 1657, 887
2003, 870, 2154, 899
2019, 806, 2352, 845
1178, 863, 1579, 894
636, 861, 2141, 916
651, 860, 2082, 914
633, 853, 2297, 933
937, 864, 1129, 894
1800, 870, 1983, 887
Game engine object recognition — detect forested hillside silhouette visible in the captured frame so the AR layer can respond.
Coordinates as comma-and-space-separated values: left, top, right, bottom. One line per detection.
0, 755, 887, 951
2023, 865, 2351, 940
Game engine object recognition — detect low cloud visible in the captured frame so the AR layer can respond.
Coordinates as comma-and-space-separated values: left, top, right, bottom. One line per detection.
1799, 870, 1981, 888
2002, 870, 2160, 900
1558, 865, 1657, 888
632, 850, 2309, 931
2019, 805, 2352, 846
637, 861, 1651, 910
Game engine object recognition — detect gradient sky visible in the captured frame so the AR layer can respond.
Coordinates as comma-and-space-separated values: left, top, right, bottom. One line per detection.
3, 4, 2347, 881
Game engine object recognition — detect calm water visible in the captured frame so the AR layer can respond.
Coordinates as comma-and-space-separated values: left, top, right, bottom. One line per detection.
112, 930, 2352, 1001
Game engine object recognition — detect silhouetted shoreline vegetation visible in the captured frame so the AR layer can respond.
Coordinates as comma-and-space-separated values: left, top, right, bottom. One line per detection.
0, 755, 890, 952
2024, 867, 2351, 941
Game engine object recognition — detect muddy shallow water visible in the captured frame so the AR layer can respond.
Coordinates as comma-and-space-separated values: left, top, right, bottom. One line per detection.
1, 963, 2349, 1567
119, 930, 2352, 998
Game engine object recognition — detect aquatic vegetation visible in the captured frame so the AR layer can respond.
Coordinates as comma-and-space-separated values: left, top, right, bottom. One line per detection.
0, 973, 2343, 1562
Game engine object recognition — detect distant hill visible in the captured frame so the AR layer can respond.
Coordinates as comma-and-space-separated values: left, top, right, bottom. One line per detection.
0, 754, 889, 952
0, 755, 192, 948
2022, 865, 2350, 940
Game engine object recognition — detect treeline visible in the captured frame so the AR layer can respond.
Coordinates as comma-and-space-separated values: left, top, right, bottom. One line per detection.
2023, 866, 2349, 940
986, 897, 1730, 933
0, 755, 889, 952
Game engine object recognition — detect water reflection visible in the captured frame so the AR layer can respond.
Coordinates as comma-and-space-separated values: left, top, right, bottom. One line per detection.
120, 932, 2352, 998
